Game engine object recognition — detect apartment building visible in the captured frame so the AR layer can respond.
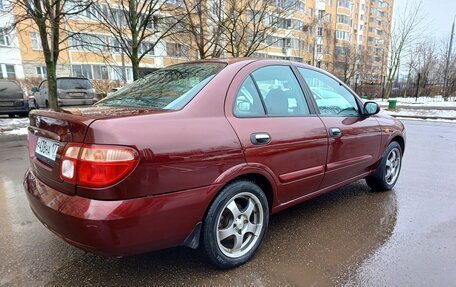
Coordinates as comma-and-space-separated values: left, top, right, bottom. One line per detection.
1, 0, 393, 85
253, 0, 393, 85
0, 0, 25, 79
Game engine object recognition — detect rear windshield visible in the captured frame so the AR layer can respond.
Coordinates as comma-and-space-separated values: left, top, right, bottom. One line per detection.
57, 79, 92, 90
0, 81, 23, 99
97, 62, 226, 110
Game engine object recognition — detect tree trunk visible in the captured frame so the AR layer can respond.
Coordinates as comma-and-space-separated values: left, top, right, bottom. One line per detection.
131, 50, 140, 81
45, 61, 60, 111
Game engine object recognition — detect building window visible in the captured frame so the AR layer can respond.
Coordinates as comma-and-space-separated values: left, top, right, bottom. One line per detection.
1, 64, 16, 79
167, 43, 188, 57
317, 44, 323, 53
318, 27, 324, 36
92, 65, 109, 80
336, 14, 351, 25
30, 32, 42, 50
0, 0, 4, 10
0, 29, 11, 46
72, 64, 109, 80
36, 66, 46, 78
308, 8, 313, 17
335, 30, 350, 41
338, 0, 350, 8
70, 33, 107, 51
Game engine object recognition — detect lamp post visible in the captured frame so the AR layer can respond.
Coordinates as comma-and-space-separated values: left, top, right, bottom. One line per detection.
443, 15, 455, 99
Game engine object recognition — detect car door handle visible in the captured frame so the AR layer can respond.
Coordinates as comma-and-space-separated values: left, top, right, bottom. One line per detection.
329, 127, 342, 138
251, 133, 271, 145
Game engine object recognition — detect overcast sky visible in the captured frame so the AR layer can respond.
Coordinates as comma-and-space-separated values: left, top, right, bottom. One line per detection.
393, 0, 456, 40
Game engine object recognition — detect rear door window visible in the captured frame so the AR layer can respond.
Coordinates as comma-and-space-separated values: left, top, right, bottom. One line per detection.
233, 76, 266, 117
251, 66, 310, 116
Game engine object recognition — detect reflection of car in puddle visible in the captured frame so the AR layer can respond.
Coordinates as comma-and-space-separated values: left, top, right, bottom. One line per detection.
262, 182, 398, 285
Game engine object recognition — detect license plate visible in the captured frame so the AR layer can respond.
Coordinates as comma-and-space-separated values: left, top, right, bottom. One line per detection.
35, 137, 59, 162
68, 93, 85, 98
0, 101, 14, 107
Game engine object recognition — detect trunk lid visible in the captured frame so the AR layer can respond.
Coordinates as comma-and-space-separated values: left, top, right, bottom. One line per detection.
27, 106, 162, 195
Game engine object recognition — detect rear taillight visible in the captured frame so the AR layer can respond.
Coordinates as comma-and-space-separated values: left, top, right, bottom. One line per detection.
60, 143, 139, 188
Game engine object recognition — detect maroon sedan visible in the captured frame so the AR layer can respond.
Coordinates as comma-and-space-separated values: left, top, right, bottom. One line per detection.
23, 59, 405, 268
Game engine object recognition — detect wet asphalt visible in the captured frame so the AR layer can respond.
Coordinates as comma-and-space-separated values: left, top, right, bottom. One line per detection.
0, 119, 456, 286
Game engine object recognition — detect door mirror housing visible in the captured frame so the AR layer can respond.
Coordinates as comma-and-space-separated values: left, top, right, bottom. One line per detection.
363, 101, 380, 116
31, 86, 39, 93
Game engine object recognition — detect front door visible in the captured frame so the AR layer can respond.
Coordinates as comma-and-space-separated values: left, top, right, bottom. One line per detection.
225, 62, 328, 203
296, 67, 382, 188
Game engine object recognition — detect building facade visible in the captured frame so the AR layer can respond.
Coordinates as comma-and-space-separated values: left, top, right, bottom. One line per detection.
1, 0, 393, 87
0, 0, 25, 79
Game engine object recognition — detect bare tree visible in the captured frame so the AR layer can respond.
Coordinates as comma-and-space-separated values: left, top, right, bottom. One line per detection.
88, 0, 186, 81
8, 0, 92, 110
333, 42, 359, 84
179, 0, 225, 59
414, 40, 437, 97
219, 0, 298, 57
384, 0, 426, 99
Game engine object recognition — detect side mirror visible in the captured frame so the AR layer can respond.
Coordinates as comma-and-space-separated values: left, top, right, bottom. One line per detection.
31, 86, 39, 93
363, 101, 380, 116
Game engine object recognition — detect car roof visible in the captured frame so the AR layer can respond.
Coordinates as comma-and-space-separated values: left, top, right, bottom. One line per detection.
41, 77, 90, 81
182, 58, 322, 74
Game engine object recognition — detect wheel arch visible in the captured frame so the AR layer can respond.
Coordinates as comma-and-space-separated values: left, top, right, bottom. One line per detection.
390, 135, 405, 153
212, 163, 279, 210
182, 168, 277, 250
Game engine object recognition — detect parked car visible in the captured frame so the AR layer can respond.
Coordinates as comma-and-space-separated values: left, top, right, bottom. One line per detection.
106, 86, 124, 97
33, 77, 97, 108
23, 59, 405, 268
0, 79, 35, 117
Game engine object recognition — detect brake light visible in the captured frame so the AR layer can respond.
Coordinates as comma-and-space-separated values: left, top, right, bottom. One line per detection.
60, 143, 139, 188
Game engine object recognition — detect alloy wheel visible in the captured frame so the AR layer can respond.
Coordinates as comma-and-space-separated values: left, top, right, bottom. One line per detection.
385, 147, 401, 185
216, 192, 264, 258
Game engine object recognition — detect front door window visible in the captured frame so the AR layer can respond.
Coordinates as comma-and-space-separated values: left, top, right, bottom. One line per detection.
297, 68, 360, 116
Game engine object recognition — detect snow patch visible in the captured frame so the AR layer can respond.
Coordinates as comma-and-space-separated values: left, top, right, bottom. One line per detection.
0, 117, 29, 136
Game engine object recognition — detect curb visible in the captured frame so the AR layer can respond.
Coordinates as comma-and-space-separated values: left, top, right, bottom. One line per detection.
377, 104, 456, 111
389, 114, 456, 121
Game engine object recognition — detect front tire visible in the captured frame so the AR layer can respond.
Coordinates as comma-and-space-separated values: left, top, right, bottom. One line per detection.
201, 180, 269, 269
366, 141, 402, 191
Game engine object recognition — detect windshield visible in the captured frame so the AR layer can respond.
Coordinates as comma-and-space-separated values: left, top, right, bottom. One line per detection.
58, 79, 92, 90
97, 62, 226, 110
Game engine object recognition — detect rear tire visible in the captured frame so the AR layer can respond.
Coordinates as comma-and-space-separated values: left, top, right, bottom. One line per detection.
366, 141, 402, 191
201, 180, 269, 269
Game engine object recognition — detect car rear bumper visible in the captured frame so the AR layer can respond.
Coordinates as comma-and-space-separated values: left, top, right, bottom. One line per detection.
23, 169, 219, 256
58, 98, 97, 106
0, 101, 30, 114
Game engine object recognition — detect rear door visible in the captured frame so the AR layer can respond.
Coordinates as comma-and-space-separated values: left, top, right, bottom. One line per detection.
296, 67, 382, 188
225, 61, 328, 204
